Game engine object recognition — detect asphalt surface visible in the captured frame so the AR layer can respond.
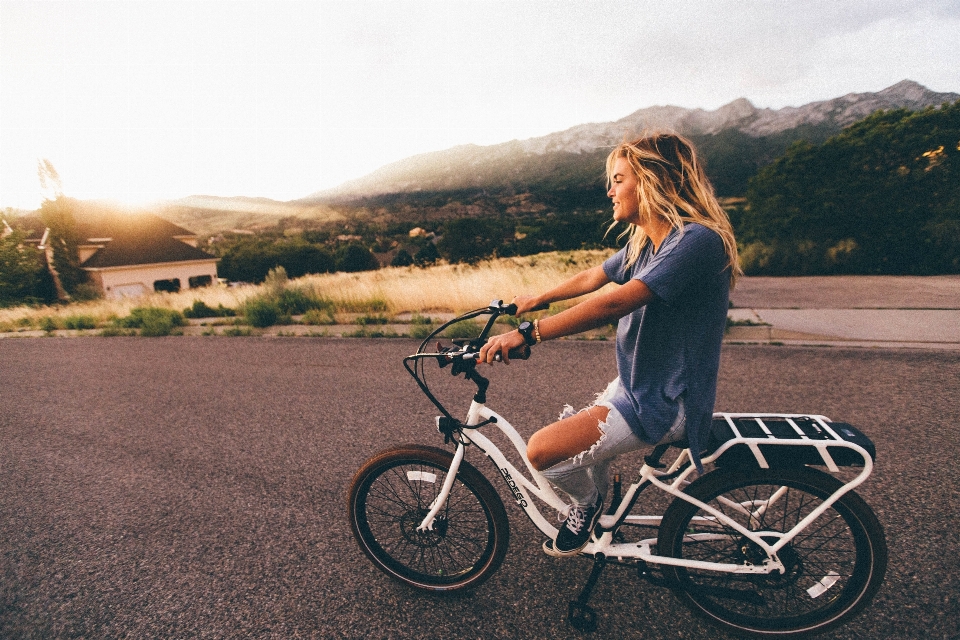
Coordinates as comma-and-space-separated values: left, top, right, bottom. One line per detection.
2, 337, 959, 639
727, 275, 960, 348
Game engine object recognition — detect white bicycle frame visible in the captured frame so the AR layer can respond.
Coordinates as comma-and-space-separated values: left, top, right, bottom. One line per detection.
418, 399, 874, 577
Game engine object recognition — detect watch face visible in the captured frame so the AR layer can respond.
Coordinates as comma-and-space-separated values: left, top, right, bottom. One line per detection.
518, 321, 535, 345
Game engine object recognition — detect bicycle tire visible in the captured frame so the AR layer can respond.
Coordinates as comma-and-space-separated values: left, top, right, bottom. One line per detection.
657, 466, 886, 637
347, 444, 509, 592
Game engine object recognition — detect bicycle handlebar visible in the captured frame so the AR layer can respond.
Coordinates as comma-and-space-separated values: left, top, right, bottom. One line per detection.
404, 299, 537, 421
465, 345, 531, 362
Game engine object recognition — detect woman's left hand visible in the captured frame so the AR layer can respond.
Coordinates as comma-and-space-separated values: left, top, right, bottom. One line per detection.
478, 329, 526, 365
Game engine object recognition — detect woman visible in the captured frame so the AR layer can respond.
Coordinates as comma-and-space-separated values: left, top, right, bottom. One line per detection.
478, 133, 740, 556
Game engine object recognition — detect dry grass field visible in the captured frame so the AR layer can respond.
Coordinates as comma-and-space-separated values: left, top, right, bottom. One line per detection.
0, 250, 615, 332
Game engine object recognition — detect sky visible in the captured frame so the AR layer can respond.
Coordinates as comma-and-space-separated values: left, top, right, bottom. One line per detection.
1, 0, 959, 210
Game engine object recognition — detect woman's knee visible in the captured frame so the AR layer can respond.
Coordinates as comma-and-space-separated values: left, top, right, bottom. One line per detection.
526, 430, 554, 471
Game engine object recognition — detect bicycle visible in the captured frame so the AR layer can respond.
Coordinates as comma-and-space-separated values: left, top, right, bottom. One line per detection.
347, 300, 887, 636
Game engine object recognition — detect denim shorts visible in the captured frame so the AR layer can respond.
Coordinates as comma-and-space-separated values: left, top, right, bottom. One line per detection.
541, 379, 686, 504
594, 378, 687, 446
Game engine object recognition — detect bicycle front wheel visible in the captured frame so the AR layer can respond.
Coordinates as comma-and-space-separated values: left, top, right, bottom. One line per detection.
658, 466, 887, 637
347, 445, 509, 592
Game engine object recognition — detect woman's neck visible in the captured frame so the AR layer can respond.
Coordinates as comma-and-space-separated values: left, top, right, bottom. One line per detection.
643, 216, 674, 253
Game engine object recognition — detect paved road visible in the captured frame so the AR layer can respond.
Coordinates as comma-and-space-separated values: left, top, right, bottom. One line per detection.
728, 275, 960, 348
729, 275, 960, 309
2, 338, 959, 639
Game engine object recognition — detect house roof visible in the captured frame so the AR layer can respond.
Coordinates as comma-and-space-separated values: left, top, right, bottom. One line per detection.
74, 208, 216, 269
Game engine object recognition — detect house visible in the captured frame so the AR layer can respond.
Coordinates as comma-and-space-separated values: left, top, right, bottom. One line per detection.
74, 210, 219, 299
5, 207, 219, 300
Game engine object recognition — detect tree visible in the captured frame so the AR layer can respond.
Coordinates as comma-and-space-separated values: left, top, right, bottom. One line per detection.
336, 243, 380, 272
216, 236, 336, 282
273, 240, 335, 278
741, 101, 960, 275
39, 196, 87, 296
390, 248, 414, 267
437, 218, 504, 263
413, 241, 440, 266
0, 228, 56, 306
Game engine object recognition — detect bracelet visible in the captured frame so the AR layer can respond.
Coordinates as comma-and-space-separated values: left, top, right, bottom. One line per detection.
533, 318, 542, 344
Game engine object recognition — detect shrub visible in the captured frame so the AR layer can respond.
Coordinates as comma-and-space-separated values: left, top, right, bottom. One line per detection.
443, 320, 481, 339
63, 315, 96, 330
356, 314, 389, 325
244, 299, 279, 328
338, 297, 388, 313
99, 326, 135, 337
40, 316, 58, 333
343, 327, 399, 338
409, 324, 433, 340
302, 308, 336, 325
275, 288, 320, 315
116, 307, 186, 337
183, 300, 235, 318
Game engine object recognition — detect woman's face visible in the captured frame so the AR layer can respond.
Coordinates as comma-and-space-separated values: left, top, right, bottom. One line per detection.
607, 157, 640, 224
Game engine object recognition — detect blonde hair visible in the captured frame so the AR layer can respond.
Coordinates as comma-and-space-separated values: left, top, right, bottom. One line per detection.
606, 133, 741, 285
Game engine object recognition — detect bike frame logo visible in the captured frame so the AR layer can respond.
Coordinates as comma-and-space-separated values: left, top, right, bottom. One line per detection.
499, 467, 528, 507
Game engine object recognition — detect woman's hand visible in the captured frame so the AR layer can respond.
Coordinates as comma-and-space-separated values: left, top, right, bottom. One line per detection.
478, 329, 527, 365
511, 295, 548, 315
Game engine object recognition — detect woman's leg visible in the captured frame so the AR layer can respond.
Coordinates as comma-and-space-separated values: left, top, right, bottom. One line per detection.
527, 404, 643, 506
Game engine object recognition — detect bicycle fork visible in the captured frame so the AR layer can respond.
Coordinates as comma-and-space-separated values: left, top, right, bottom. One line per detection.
417, 441, 465, 532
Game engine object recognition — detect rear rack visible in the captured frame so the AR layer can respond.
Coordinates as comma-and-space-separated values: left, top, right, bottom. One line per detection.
705, 413, 876, 472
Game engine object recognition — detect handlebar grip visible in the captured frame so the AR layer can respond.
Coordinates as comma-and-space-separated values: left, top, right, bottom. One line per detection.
507, 345, 531, 360
507, 302, 549, 315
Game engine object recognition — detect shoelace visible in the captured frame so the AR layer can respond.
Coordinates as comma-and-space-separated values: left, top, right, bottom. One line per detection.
560, 504, 588, 534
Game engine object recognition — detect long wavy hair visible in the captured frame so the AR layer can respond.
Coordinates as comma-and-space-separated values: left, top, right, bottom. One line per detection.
606, 133, 741, 285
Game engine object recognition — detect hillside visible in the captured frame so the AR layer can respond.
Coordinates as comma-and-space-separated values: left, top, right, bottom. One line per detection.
155, 196, 349, 237
154, 81, 958, 237
305, 80, 958, 202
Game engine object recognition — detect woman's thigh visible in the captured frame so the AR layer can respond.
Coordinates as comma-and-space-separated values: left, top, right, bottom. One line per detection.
527, 407, 609, 471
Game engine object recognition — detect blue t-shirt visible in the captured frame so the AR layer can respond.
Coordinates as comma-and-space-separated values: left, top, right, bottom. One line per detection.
601, 222, 730, 471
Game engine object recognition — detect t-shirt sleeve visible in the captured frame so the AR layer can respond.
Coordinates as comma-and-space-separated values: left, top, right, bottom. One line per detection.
602, 247, 631, 285
636, 225, 727, 304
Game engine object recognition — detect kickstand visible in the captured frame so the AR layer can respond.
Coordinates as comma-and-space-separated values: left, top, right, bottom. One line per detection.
568, 553, 606, 632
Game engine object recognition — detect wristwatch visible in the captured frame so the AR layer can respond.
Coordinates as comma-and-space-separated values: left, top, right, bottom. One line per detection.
517, 321, 538, 347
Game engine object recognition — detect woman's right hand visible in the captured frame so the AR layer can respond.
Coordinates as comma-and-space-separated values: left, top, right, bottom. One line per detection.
478, 329, 527, 365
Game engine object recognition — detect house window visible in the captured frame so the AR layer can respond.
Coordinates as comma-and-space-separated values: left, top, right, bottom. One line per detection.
188, 275, 213, 288
154, 278, 181, 293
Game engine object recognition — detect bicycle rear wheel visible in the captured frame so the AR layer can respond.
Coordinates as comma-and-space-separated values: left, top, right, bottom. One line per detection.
658, 466, 886, 637
348, 445, 509, 592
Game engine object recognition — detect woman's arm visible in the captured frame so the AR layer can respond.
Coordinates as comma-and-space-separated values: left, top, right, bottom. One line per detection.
538, 279, 654, 339
479, 278, 655, 364
513, 265, 612, 314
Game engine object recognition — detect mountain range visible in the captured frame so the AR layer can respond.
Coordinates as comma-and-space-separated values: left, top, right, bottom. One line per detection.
303, 80, 958, 204
162, 80, 958, 235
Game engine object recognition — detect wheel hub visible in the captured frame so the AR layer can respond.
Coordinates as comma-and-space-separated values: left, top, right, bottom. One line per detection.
399, 510, 449, 547
738, 535, 803, 587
